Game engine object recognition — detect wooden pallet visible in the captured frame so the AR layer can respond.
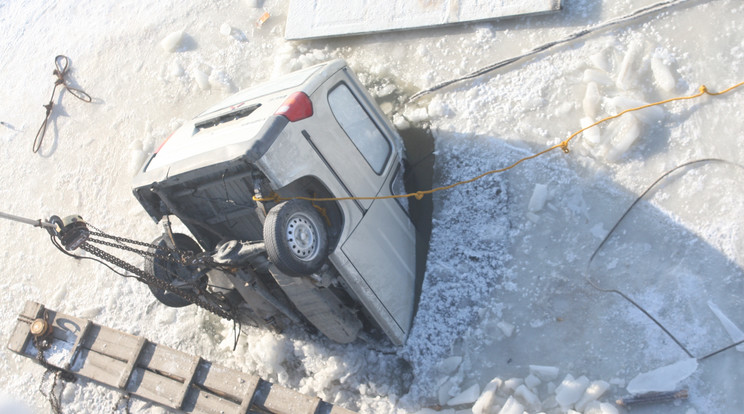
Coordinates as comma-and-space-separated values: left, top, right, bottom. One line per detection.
7, 301, 356, 414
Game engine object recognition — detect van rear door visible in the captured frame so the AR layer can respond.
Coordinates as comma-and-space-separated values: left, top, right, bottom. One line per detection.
305, 73, 393, 210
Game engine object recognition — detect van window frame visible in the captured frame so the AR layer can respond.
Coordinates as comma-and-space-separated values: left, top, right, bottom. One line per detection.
327, 82, 392, 175
390, 163, 410, 215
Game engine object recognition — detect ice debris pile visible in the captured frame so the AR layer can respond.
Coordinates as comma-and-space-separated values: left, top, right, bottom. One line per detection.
577, 37, 676, 162
400, 134, 510, 403
416, 364, 620, 414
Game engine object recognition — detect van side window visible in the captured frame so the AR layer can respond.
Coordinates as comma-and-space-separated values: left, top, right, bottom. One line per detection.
328, 84, 391, 174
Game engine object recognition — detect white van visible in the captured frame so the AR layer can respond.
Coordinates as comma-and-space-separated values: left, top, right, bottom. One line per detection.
133, 60, 416, 345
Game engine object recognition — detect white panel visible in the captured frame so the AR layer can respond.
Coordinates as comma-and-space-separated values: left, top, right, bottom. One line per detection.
286, 0, 561, 40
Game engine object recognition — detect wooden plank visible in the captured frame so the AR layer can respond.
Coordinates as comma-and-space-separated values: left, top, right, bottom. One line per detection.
50, 311, 88, 343
7, 302, 358, 414
183, 386, 242, 414
117, 336, 147, 389
176, 356, 202, 409
19, 301, 46, 321
328, 403, 358, 414
194, 361, 260, 405
76, 346, 242, 414
84, 324, 146, 362
138, 342, 195, 382
74, 347, 129, 386
7, 302, 46, 354
127, 366, 184, 409
256, 382, 321, 414
236, 376, 260, 414
7, 317, 32, 353
65, 319, 91, 370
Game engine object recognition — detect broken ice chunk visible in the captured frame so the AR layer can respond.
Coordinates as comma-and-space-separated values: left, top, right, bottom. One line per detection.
707, 301, 744, 351
611, 96, 664, 125
130, 149, 146, 175
580, 117, 601, 145
651, 57, 676, 92
514, 384, 541, 409
447, 383, 480, 406
529, 365, 560, 381
193, 68, 210, 90
169, 61, 184, 77
392, 114, 411, 130
616, 42, 643, 90
626, 358, 698, 394
160, 30, 185, 52
555, 374, 590, 410
590, 50, 612, 73
583, 82, 601, 119
527, 184, 548, 212
403, 107, 429, 124
583, 401, 619, 413
606, 115, 641, 162
574, 380, 610, 411
502, 377, 524, 393
524, 373, 541, 390
438, 377, 458, 406
583, 69, 614, 86
497, 321, 515, 337
472, 377, 503, 414
438, 356, 462, 374
472, 377, 502, 414
209, 69, 236, 92
220, 23, 233, 36
498, 396, 525, 414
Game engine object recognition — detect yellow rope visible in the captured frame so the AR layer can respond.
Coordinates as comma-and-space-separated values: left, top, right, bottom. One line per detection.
255, 80, 744, 204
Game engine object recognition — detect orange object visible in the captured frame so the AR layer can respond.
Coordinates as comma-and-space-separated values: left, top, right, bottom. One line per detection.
256, 11, 270, 28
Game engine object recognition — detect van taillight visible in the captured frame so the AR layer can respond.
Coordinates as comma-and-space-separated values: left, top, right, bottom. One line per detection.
155, 131, 176, 154
274, 92, 313, 122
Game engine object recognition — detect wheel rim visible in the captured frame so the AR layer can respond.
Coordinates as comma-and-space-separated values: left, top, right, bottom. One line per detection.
286, 212, 319, 262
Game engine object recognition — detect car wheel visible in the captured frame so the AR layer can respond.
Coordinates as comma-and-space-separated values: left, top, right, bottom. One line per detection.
264, 200, 329, 276
144, 233, 204, 308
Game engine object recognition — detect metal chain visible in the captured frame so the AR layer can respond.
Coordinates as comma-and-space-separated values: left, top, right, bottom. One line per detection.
86, 236, 187, 264
89, 231, 164, 250
87, 229, 209, 267
39, 370, 66, 414
79, 242, 239, 321
112, 393, 132, 414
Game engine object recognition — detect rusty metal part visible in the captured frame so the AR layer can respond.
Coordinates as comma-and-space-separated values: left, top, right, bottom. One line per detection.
616, 389, 689, 407
30, 318, 53, 339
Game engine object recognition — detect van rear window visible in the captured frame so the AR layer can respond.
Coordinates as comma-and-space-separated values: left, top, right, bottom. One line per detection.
328, 84, 391, 174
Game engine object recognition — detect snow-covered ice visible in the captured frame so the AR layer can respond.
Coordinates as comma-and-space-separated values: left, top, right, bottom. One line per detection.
2, 0, 744, 413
